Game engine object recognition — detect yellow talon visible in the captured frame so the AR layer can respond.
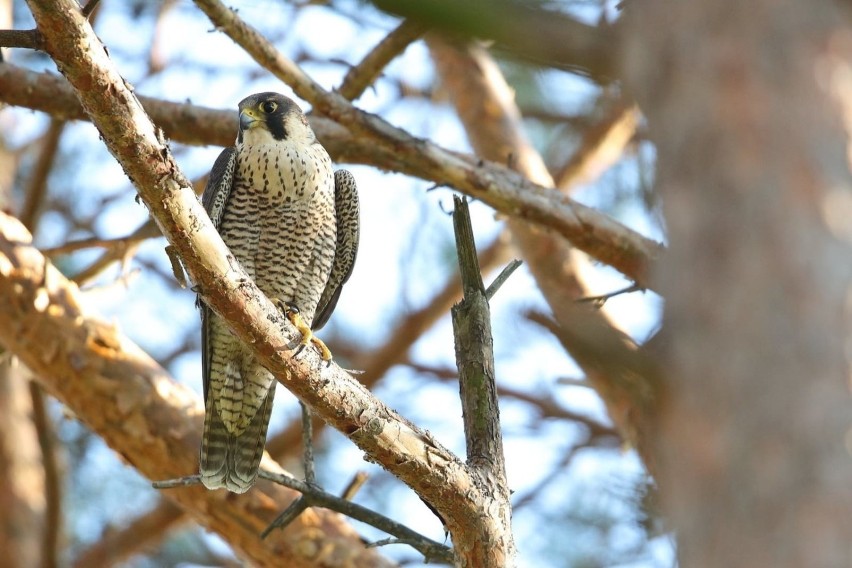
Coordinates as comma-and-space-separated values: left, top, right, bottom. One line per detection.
276, 300, 333, 363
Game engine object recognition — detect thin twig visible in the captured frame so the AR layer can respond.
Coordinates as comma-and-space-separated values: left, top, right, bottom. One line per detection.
41, 233, 150, 256
151, 475, 203, 489
484, 258, 522, 301
577, 283, 644, 307
258, 470, 454, 564
0, 29, 43, 50
339, 471, 369, 501
19, 120, 65, 232
338, 19, 427, 101
300, 401, 316, 484
81, 0, 101, 19
261, 499, 309, 538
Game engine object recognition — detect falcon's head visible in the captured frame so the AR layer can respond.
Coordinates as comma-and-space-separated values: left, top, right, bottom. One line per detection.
236, 92, 314, 146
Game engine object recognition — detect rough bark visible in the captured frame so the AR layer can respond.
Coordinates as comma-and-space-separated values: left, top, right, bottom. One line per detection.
0, 60, 660, 287
622, 1, 852, 565
451, 197, 515, 567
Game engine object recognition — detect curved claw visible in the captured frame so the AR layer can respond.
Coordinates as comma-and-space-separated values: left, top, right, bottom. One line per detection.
274, 300, 333, 363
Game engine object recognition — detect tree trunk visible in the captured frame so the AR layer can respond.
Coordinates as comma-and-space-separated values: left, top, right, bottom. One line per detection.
622, 1, 852, 565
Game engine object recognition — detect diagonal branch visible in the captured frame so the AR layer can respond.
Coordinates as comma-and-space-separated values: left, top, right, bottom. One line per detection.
22, 1, 501, 563
337, 19, 427, 101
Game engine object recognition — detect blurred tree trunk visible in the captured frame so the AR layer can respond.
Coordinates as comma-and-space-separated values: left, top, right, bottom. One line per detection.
0, 1, 47, 560
0, 361, 46, 568
622, 0, 852, 565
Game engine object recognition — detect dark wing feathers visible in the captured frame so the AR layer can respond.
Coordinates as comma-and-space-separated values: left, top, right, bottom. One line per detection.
312, 169, 360, 331
202, 147, 237, 228
200, 146, 236, 404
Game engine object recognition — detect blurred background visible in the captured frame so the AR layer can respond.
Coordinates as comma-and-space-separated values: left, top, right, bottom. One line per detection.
0, 0, 670, 566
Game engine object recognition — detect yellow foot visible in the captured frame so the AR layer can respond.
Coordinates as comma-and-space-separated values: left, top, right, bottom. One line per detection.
275, 300, 333, 364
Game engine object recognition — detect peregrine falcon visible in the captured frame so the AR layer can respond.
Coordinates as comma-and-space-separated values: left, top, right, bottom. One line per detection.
198, 92, 359, 493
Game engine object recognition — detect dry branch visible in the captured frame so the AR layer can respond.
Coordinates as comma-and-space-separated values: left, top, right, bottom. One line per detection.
0, 60, 662, 286
450, 196, 515, 566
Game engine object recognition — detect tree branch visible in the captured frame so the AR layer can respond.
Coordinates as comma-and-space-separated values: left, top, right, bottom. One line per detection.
337, 19, 427, 101
0, 60, 662, 286
258, 470, 453, 564
450, 196, 515, 566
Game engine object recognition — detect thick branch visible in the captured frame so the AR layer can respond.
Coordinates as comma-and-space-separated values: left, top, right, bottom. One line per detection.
0, 60, 662, 286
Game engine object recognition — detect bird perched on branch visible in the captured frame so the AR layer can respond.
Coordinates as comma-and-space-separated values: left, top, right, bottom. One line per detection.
198, 92, 359, 493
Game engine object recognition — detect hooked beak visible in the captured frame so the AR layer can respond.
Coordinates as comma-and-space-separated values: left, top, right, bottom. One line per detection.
239, 109, 261, 131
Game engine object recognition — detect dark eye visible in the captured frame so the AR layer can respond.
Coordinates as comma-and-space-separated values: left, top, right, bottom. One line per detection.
261, 101, 278, 113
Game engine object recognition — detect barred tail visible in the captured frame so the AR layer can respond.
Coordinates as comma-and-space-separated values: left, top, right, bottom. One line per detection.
199, 381, 276, 493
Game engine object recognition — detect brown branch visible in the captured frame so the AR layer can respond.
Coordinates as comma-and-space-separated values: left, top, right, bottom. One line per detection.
450, 197, 515, 564
191, 0, 662, 288
337, 19, 427, 101
41, 233, 151, 257
0, 60, 661, 286
27, 383, 61, 568
0, 211, 392, 567
554, 100, 641, 190
19, 120, 65, 232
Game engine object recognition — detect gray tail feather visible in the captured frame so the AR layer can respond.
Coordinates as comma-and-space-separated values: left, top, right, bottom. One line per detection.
199, 382, 276, 493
